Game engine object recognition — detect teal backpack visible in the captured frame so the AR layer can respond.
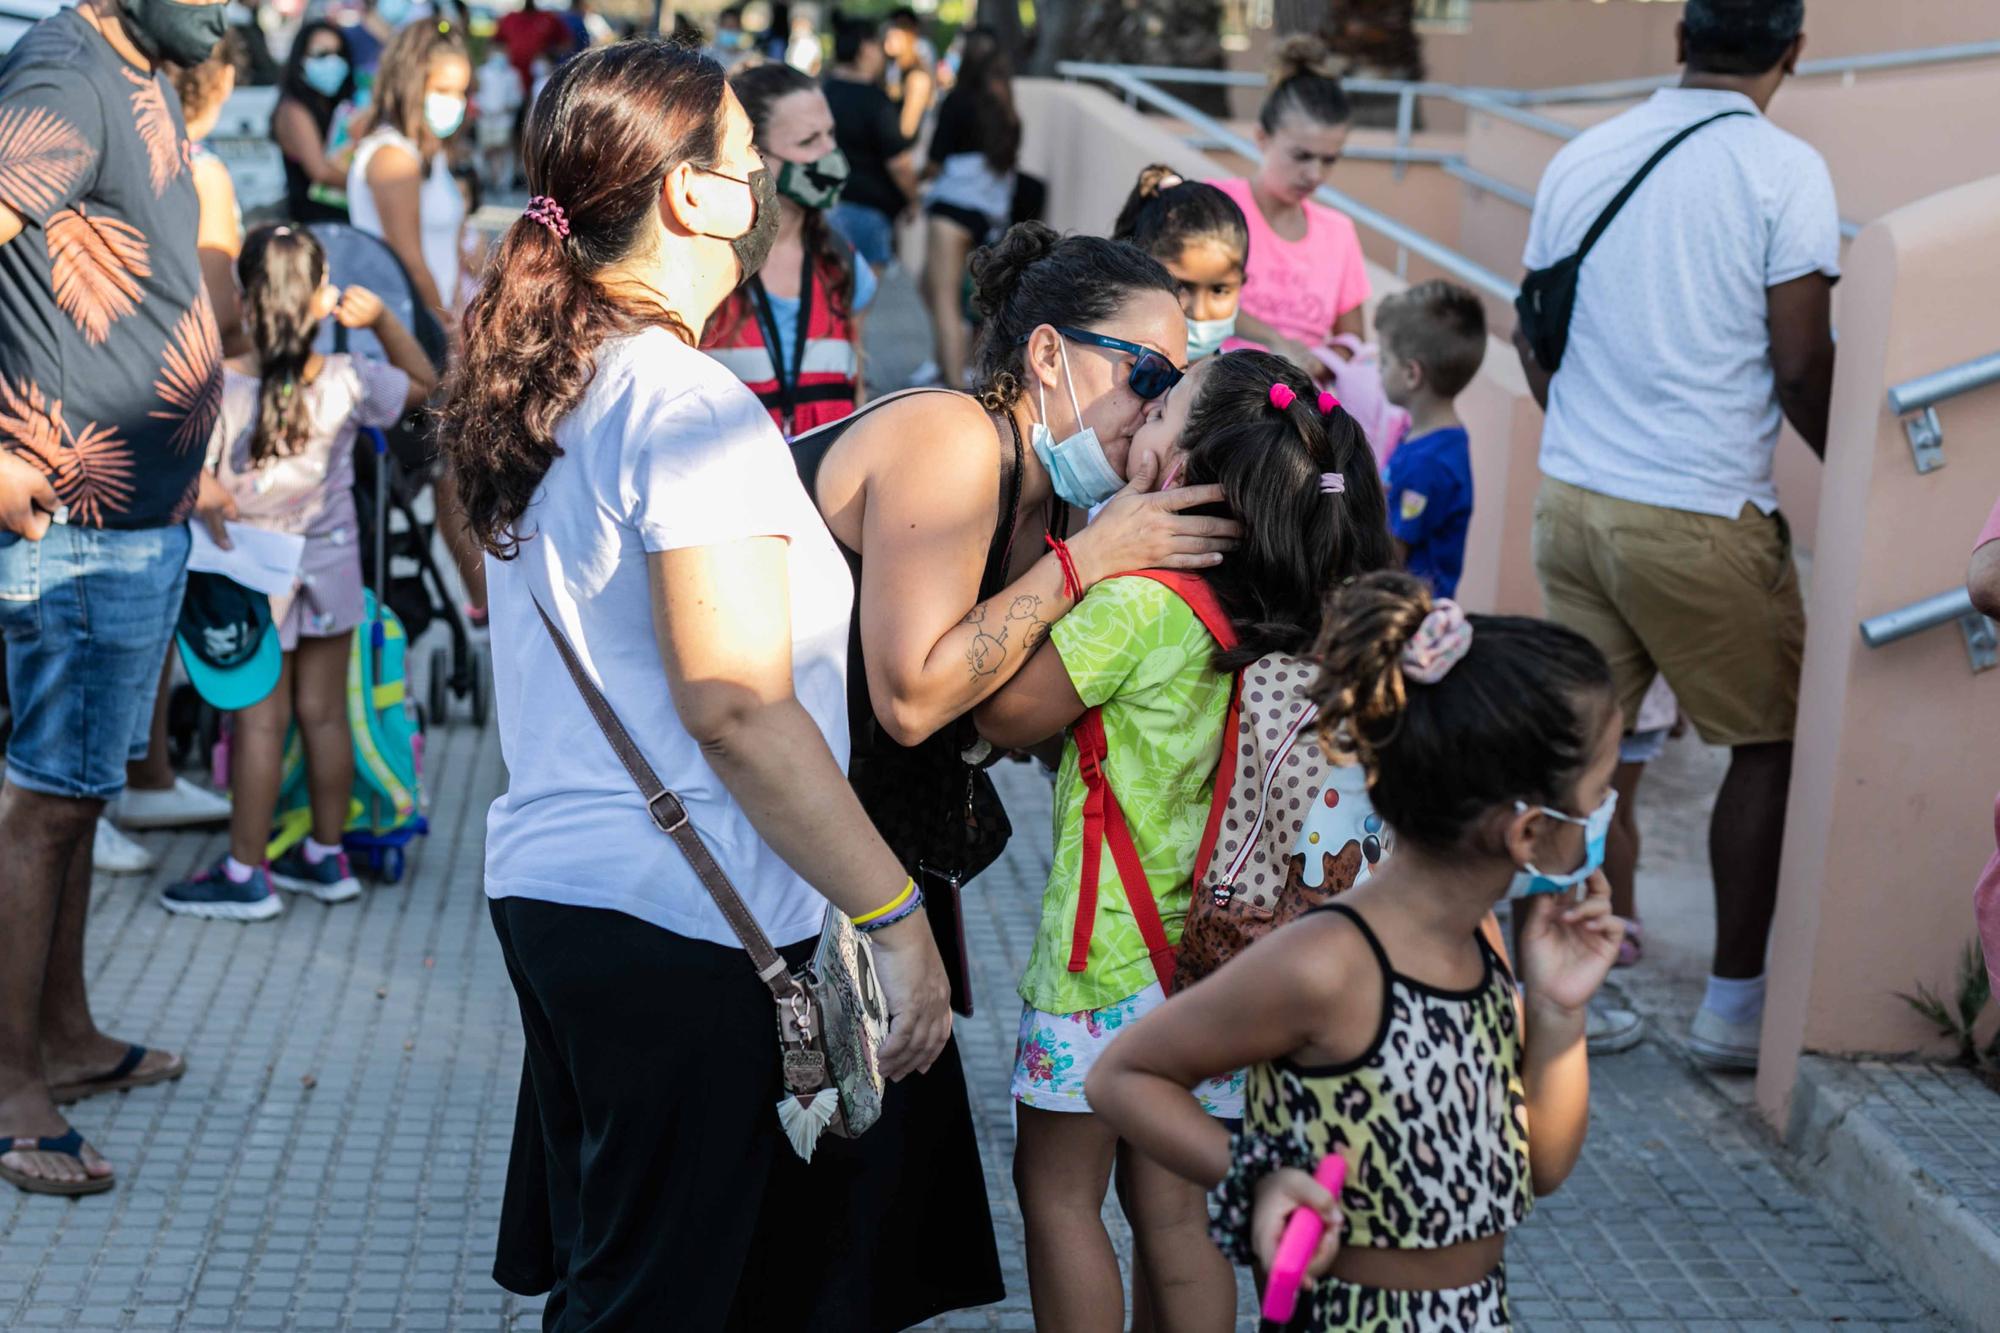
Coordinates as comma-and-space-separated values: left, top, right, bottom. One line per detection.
270, 589, 428, 882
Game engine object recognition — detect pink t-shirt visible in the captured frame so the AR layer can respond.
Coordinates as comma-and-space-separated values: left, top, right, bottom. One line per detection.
1211, 177, 1371, 347
1978, 494, 2000, 551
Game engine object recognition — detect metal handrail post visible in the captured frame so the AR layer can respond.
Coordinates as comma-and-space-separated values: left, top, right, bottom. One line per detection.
1860, 586, 1997, 672
1885, 350, 2000, 474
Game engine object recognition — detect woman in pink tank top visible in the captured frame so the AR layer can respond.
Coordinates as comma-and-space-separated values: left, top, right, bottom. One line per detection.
1212, 37, 1371, 379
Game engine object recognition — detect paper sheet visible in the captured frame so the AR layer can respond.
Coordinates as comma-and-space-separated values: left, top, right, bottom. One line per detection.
186, 521, 306, 598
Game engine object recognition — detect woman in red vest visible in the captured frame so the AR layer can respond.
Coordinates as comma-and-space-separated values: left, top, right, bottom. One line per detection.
704, 62, 874, 437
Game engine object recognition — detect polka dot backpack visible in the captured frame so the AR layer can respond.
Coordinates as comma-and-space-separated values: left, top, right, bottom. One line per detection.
1172, 638, 1391, 992
1068, 573, 1390, 994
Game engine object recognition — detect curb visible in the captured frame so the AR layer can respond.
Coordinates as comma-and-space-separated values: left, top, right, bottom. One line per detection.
1786, 1056, 2000, 1331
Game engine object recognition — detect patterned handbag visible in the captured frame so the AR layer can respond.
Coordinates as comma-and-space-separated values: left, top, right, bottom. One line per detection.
533, 597, 888, 1160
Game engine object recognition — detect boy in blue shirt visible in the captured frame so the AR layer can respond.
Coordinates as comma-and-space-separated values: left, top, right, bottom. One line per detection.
1377, 280, 1488, 598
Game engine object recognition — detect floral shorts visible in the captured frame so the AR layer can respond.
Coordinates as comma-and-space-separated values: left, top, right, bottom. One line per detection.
1011, 982, 1245, 1118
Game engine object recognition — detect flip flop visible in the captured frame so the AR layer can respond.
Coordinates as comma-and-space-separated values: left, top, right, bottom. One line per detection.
50, 1044, 186, 1106
0, 1127, 115, 1196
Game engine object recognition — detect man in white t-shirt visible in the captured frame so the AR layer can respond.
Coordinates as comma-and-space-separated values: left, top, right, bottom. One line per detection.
1515, 0, 1837, 1072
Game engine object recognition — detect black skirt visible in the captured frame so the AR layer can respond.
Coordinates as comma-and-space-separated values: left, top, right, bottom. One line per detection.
490, 896, 1003, 1332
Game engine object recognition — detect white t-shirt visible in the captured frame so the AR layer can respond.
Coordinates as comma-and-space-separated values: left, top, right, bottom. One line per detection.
1523, 88, 1841, 518
483, 327, 856, 949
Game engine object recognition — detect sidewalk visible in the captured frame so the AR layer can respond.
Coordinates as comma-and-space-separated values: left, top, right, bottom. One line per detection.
0, 272, 1955, 1329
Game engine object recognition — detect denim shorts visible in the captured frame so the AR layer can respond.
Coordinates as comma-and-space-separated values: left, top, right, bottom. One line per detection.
828, 201, 896, 268
0, 522, 190, 800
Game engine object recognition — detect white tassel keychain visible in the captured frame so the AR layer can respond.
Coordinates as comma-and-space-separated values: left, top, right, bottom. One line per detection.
777, 1089, 840, 1161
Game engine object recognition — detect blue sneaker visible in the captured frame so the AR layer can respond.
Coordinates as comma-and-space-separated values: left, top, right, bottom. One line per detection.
161, 859, 283, 922
269, 844, 362, 904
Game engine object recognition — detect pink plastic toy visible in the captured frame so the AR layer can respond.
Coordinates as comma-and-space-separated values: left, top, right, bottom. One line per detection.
1262, 1154, 1348, 1324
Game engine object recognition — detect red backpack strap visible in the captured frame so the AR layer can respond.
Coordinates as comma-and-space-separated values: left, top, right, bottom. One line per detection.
1065, 573, 1241, 995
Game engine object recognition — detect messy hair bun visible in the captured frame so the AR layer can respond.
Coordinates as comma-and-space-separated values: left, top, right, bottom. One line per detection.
968, 222, 1176, 410
1261, 34, 1350, 133
1310, 571, 1616, 852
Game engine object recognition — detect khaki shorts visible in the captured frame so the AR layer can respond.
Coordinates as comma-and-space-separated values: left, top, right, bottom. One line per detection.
1532, 477, 1804, 748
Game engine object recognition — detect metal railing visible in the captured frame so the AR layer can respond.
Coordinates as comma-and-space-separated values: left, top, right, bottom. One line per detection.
1055, 62, 1520, 303
1061, 37, 2000, 241
1860, 587, 1997, 673
1885, 350, 2000, 474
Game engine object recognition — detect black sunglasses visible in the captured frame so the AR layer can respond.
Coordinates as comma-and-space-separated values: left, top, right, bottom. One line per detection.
1015, 327, 1185, 401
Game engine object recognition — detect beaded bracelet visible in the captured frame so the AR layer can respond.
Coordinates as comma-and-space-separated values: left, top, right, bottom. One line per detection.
854, 882, 925, 934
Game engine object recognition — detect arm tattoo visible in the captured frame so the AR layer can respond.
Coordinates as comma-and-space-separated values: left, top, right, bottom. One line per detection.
964, 594, 1054, 680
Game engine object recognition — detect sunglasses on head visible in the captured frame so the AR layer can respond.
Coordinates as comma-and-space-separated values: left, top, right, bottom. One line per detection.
1016, 326, 1185, 401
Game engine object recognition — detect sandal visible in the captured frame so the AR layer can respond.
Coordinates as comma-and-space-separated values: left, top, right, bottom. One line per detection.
1615, 918, 1644, 968
0, 1127, 114, 1196
50, 1043, 186, 1106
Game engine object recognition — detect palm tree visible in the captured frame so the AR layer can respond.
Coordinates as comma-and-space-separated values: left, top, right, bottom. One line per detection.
1024, 0, 1231, 113
1327, 0, 1423, 81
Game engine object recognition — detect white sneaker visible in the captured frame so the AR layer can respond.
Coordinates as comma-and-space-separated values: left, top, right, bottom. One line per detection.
1585, 1000, 1644, 1055
93, 818, 156, 875
1687, 1006, 1761, 1071
112, 777, 232, 829
906, 359, 941, 388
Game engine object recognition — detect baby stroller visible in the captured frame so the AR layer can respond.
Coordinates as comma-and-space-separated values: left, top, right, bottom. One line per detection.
309, 221, 489, 729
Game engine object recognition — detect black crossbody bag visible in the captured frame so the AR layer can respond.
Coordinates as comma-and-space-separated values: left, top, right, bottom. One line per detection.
1515, 110, 1749, 373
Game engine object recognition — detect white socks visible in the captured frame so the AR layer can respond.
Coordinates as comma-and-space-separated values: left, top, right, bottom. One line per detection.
224, 856, 257, 884
1702, 973, 1766, 1027
304, 837, 341, 866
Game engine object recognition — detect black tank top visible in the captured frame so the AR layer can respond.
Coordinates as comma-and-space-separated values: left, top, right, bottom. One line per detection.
789, 389, 1024, 770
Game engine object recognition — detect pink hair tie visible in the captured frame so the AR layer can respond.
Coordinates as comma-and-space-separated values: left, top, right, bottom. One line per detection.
525, 195, 570, 239
1318, 391, 1339, 414
1269, 383, 1296, 411
1319, 473, 1345, 494
1401, 600, 1472, 685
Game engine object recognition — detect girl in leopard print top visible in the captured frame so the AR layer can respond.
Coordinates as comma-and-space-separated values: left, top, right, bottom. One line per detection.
1086, 570, 1627, 1331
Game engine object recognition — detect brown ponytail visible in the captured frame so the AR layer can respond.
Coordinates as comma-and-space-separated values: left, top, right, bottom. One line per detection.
437, 40, 727, 559
1310, 571, 1615, 853
237, 224, 326, 466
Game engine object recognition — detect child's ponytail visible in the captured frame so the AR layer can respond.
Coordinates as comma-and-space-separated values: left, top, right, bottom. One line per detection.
237, 224, 327, 466
1310, 571, 1616, 854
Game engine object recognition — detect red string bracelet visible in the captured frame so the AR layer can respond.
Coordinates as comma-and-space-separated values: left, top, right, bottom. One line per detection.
1045, 534, 1083, 602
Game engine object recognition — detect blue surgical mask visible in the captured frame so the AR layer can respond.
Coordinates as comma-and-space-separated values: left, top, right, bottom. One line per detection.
375, 0, 412, 25
1506, 789, 1617, 898
302, 52, 349, 98
1031, 338, 1126, 510
1184, 315, 1235, 362
423, 92, 466, 139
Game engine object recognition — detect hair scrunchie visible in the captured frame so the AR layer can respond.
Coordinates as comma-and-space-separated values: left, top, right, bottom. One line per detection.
525, 195, 571, 239
1401, 600, 1472, 685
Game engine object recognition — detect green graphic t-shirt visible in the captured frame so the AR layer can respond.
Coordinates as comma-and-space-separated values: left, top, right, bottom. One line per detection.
1020, 576, 1233, 1014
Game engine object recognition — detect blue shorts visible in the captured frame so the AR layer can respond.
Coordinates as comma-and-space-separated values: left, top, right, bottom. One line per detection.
828, 201, 896, 269
0, 522, 190, 801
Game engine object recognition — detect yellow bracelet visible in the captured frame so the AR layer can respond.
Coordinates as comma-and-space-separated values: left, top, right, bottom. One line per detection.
852, 878, 915, 926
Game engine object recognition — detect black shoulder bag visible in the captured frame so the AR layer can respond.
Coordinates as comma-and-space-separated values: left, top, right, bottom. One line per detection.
1515, 110, 1749, 373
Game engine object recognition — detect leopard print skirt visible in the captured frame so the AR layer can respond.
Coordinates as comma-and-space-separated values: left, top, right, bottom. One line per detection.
1274, 1262, 1508, 1332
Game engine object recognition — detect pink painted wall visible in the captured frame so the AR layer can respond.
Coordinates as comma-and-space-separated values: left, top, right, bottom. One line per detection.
1757, 174, 2000, 1124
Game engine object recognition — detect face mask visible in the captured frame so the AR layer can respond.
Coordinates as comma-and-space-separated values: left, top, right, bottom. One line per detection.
120, 0, 231, 67
703, 167, 782, 285
1031, 338, 1126, 510
776, 149, 849, 211
423, 92, 466, 139
375, 0, 412, 25
302, 53, 349, 98
1505, 789, 1617, 898
1184, 315, 1235, 363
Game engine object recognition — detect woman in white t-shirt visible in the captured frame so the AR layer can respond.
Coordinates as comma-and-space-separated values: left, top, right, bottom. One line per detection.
347, 20, 471, 323
436, 42, 971, 1328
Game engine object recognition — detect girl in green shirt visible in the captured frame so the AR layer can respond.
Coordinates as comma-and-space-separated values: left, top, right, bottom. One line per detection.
976, 351, 1393, 1332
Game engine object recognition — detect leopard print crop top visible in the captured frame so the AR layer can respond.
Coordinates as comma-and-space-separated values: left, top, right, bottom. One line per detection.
1220, 903, 1532, 1252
